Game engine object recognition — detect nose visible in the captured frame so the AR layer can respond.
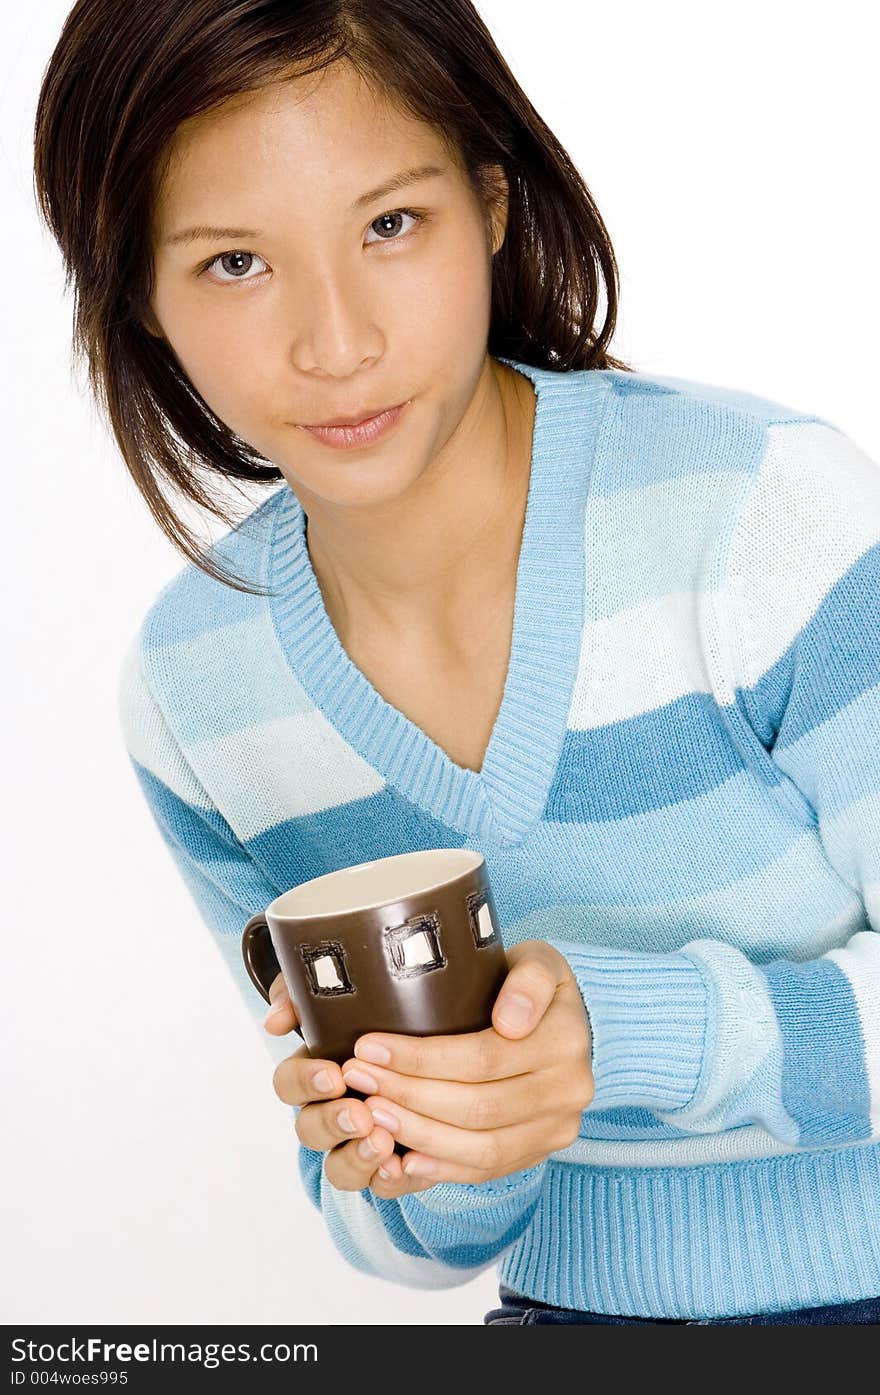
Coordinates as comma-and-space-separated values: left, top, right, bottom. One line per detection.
286, 260, 384, 379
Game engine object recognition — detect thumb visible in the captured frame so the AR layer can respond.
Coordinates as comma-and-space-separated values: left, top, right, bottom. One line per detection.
263, 972, 299, 1034
491, 939, 561, 1039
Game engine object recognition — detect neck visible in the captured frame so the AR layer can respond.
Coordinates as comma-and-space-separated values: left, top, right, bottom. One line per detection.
300, 357, 536, 645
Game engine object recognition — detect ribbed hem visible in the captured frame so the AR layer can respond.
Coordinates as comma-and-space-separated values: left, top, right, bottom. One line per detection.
498, 1142, 880, 1319
546, 939, 710, 1112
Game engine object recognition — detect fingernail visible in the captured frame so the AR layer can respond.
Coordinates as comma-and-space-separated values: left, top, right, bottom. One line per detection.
378, 1166, 393, 1180
496, 992, 532, 1030
336, 1108, 357, 1133
312, 1069, 334, 1093
356, 1041, 391, 1065
403, 1156, 437, 1178
342, 1067, 379, 1094
263, 994, 289, 1022
357, 1136, 378, 1160
369, 1106, 400, 1133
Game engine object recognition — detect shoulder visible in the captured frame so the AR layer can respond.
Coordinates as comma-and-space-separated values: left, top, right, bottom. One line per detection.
604, 366, 825, 426
597, 365, 836, 485
130, 485, 287, 654
594, 365, 880, 541
116, 485, 288, 731
723, 404, 880, 610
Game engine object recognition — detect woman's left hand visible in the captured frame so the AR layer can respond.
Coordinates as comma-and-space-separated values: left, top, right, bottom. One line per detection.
340, 939, 595, 1199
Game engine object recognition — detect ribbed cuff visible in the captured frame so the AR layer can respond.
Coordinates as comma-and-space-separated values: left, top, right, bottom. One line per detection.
391, 1161, 549, 1266
403, 1160, 549, 1214
545, 940, 711, 1113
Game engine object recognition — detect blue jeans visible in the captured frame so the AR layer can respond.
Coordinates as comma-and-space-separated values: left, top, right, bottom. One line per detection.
483, 1282, 880, 1325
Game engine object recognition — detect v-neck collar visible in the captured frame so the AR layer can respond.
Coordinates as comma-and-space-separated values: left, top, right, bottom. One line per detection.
267, 356, 612, 845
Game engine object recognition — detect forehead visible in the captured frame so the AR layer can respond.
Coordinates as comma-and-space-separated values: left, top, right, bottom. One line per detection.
156, 60, 450, 212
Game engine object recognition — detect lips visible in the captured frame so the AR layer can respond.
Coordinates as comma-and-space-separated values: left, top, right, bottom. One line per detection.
299, 400, 410, 450
304, 405, 399, 428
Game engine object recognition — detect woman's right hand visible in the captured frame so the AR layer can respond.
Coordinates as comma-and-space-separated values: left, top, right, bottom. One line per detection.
263, 971, 397, 1190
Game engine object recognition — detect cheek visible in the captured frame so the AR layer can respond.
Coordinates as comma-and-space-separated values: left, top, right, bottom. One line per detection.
167, 319, 269, 427
394, 231, 493, 339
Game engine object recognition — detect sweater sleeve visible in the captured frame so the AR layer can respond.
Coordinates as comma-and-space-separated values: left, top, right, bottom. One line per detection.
545, 418, 880, 1148
116, 631, 547, 1289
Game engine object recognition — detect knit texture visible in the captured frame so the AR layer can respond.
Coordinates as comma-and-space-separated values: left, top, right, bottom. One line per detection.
117, 356, 880, 1319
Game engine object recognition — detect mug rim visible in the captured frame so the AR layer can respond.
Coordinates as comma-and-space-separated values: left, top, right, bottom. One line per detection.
266, 848, 484, 920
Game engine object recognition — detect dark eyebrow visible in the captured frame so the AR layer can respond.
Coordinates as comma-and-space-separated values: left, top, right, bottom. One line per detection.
351, 162, 446, 210
164, 163, 447, 247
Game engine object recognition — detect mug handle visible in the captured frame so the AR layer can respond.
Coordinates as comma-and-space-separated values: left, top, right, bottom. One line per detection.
241, 912, 304, 1041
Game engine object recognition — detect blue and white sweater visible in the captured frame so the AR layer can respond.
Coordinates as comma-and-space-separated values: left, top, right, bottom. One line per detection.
117, 356, 880, 1319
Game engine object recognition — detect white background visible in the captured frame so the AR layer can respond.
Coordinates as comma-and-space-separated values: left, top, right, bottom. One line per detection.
3, 0, 877, 1325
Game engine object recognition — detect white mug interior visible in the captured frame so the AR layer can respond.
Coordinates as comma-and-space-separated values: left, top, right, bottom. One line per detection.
269, 848, 483, 919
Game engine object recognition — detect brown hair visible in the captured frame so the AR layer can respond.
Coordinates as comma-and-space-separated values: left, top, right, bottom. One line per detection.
33, 0, 634, 596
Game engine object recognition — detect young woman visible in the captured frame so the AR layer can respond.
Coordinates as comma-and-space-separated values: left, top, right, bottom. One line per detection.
34, 1, 880, 1324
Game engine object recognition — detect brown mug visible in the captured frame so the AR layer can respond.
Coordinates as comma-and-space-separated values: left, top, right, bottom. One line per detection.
241, 849, 508, 1155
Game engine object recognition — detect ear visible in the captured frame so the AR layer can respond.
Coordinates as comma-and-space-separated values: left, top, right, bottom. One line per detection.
140, 306, 164, 340
479, 162, 509, 257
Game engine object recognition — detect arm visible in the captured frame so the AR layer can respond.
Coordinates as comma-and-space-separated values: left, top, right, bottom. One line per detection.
545, 418, 880, 1148
116, 633, 546, 1287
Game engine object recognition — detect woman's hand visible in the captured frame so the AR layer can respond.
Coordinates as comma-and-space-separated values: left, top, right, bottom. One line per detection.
264, 973, 398, 1192
341, 940, 594, 1198
264, 940, 594, 1200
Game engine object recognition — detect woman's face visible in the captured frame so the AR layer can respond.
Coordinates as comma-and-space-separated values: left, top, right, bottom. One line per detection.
148, 60, 508, 512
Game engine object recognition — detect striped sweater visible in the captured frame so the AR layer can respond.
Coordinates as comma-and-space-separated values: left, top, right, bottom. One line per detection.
116, 356, 880, 1319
